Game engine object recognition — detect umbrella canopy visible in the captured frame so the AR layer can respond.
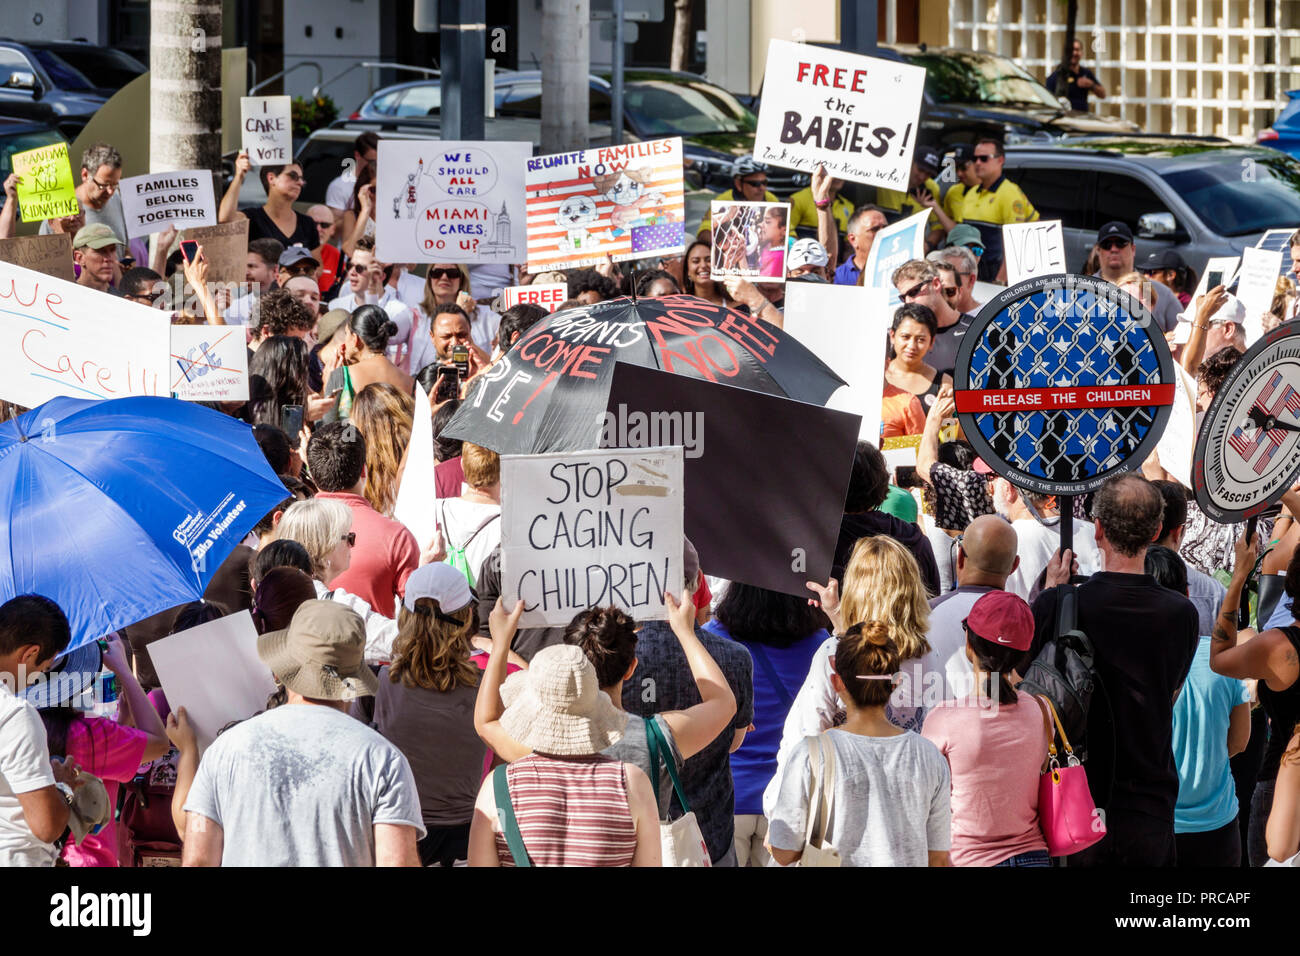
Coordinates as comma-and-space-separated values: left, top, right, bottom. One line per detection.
443, 293, 846, 454
0, 397, 289, 651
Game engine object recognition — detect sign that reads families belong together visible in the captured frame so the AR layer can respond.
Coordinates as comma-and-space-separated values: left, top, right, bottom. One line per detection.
119, 170, 217, 239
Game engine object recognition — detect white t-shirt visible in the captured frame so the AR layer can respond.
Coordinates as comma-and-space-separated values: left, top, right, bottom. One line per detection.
436, 498, 501, 587
184, 702, 424, 866
0, 682, 58, 867
1005, 517, 1101, 601
394, 270, 425, 310
326, 170, 357, 212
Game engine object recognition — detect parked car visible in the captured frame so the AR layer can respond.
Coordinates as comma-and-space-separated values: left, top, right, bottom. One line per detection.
1000, 137, 1300, 274
1257, 90, 1300, 160
0, 39, 111, 140
23, 41, 147, 97
0, 116, 68, 220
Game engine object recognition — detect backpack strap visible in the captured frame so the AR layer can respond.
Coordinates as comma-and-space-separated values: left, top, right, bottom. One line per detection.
492, 764, 531, 867
644, 716, 691, 815
750, 644, 793, 709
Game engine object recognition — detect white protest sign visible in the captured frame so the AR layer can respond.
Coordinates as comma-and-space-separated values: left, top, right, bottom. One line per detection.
394, 381, 438, 549
119, 170, 217, 239
753, 39, 927, 189
150, 611, 279, 753
0, 260, 169, 408
501, 446, 684, 628
501, 282, 567, 313
1190, 256, 1239, 302
1156, 364, 1198, 490
783, 282, 890, 440
170, 325, 249, 401
376, 140, 531, 264
1002, 220, 1066, 285
863, 208, 929, 305
1235, 246, 1283, 344
240, 96, 293, 165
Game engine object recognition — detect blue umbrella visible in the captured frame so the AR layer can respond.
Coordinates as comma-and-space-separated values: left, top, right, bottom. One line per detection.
0, 396, 288, 651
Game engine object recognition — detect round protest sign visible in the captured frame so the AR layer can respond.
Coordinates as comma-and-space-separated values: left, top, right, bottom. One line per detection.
953, 274, 1176, 496
1193, 321, 1300, 523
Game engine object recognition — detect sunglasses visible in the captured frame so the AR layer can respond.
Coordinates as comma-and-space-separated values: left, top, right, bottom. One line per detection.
1099, 238, 1131, 250
968, 245, 984, 257
972, 154, 998, 163
942, 285, 959, 298
91, 176, 118, 191
740, 178, 768, 189
312, 219, 333, 228
899, 280, 931, 301
349, 263, 370, 274
342, 532, 356, 547
428, 268, 461, 281
279, 171, 306, 183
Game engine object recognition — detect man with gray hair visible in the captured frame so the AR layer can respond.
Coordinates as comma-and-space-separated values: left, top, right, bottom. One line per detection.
39, 141, 146, 272
928, 245, 981, 317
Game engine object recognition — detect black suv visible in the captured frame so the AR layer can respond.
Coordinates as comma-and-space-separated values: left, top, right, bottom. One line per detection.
0, 39, 115, 139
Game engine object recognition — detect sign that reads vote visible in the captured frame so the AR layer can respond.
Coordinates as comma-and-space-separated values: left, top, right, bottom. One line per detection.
501, 282, 567, 313
119, 170, 217, 239
170, 325, 249, 402
501, 446, 684, 629
1003, 220, 1066, 286
11, 142, 78, 222
240, 96, 293, 165
753, 39, 926, 189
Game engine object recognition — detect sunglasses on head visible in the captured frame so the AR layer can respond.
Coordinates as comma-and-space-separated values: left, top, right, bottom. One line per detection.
1099, 238, 1130, 250
429, 268, 461, 281
900, 280, 931, 301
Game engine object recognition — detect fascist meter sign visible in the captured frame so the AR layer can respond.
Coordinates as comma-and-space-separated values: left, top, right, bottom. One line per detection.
1193, 322, 1300, 524
954, 274, 1176, 496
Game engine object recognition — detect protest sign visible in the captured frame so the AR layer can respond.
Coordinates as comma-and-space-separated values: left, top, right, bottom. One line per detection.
881, 434, 920, 476
1234, 245, 1283, 344
393, 381, 438, 550
170, 325, 249, 402
603, 362, 860, 597
1255, 228, 1296, 277
181, 219, 250, 288
783, 282, 889, 439
1002, 220, 1066, 285
11, 142, 78, 222
863, 208, 929, 305
149, 610, 279, 752
1156, 364, 1198, 490
753, 39, 926, 189
240, 95, 293, 164
0, 260, 170, 408
525, 137, 686, 272
500, 445, 684, 628
375, 140, 530, 264
709, 201, 790, 282
0, 233, 74, 282
119, 170, 217, 239
501, 282, 567, 312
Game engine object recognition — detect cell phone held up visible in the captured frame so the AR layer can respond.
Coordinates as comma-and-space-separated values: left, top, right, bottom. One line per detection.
1206, 270, 1224, 290
180, 240, 200, 265
280, 404, 305, 445
434, 365, 459, 402
451, 344, 470, 377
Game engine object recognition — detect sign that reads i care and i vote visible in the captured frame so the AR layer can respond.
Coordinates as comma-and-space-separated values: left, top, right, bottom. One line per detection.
240, 96, 293, 165
501, 446, 684, 629
753, 39, 927, 189
119, 170, 217, 239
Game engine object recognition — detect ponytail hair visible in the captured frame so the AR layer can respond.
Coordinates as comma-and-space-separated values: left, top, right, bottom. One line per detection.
963, 624, 1020, 706
349, 304, 399, 353
834, 620, 900, 708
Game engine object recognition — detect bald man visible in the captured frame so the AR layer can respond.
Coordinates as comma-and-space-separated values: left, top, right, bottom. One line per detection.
908, 514, 1020, 717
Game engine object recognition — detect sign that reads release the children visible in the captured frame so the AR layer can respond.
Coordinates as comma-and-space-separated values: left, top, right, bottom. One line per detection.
501, 446, 684, 629
119, 170, 217, 239
753, 39, 926, 189
240, 96, 293, 164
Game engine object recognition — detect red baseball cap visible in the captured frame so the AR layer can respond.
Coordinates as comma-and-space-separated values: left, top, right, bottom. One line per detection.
964, 591, 1035, 651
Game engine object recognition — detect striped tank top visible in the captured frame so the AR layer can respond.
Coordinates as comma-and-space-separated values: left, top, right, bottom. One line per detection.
495, 753, 638, 867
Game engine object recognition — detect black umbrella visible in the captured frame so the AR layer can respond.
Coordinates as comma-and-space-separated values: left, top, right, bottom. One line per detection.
443, 294, 846, 454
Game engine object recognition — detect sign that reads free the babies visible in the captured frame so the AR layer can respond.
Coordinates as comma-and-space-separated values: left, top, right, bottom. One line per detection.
501, 446, 684, 629
119, 170, 217, 239
240, 96, 293, 165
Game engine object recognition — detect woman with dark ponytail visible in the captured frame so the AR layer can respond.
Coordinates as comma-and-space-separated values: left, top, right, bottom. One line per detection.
332, 304, 415, 419
768, 620, 952, 867
921, 591, 1052, 867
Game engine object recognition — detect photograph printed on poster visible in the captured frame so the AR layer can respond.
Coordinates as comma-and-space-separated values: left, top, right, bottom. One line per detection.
709, 201, 790, 282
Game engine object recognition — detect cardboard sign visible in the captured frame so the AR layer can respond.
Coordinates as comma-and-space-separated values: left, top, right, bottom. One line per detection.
709, 201, 790, 282
501, 282, 568, 313
525, 137, 686, 272
500, 445, 684, 628
0, 260, 170, 408
170, 325, 249, 401
0, 233, 74, 282
119, 170, 217, 239
375, 140, 530, 264
240, 95, 293, 165
180, 219, 250, 288
11, 142, 78, 222
863, 208, 929, 305
782, 282, 890, 440
1235, 246, 1283, 345
753, 39, 926, 189
603, 362, 860, 597
393, 381, 438, 550
149, 610, 279, 753
1002, 220, 1066, 285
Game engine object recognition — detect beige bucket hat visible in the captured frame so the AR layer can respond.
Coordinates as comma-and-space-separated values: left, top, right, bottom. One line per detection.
499, 644, 626, 756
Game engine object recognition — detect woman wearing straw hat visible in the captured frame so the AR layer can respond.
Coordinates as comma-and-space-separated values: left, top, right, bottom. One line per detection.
467, 600, 662, 866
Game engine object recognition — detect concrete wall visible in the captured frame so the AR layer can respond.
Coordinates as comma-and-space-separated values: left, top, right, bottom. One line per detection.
281, 0, 382, 115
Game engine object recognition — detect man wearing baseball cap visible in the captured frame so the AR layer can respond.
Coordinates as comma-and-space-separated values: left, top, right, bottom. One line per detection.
877, 147, 945, 249
181, 601, 424, 866
1091, 220, 1182, 333
72, 223, 123, 295
696, 155, 779, 238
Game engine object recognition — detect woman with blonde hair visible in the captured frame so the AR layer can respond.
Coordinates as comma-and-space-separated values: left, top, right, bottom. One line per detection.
419, 262, 500, 356
351, 383, 415, 516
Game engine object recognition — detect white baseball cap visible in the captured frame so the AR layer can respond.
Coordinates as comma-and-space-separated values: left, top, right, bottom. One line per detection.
403, 562, 473, 617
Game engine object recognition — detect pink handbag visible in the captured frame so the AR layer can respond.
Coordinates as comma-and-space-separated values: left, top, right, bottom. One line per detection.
1035, 695, 1106, 857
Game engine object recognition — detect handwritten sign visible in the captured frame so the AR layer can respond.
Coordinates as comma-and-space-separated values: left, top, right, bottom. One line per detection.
240, 95, 293, 165
500, 446, 684, 628
710, 201, 790, 282
11, 142, 78, 222
526, 137, 686, 272
1235, 245, 1283, 345
753, 39, 926, 189
863, 208, 929, 304
375, 140, 530, 264
180, 220, 250, 288
170, 325, 249, 401
119, 170, 217, 239
1003, 220, 1066, 285
0, 260, 169, 408
0, 233, 74, 282
501, 282, 568, 313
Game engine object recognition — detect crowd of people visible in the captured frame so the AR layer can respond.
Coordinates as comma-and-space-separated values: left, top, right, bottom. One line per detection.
1, 130, 1299, 870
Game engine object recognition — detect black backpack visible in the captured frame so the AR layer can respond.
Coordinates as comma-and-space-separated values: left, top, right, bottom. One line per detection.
1018, 584, 1101, 763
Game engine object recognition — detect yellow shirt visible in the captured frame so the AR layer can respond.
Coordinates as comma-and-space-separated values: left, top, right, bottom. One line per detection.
942, 182, 968, 222
698, 186, 779, 234
788, 187, 853, 235
877, 177, 942, 233
957, 175, 1039, 271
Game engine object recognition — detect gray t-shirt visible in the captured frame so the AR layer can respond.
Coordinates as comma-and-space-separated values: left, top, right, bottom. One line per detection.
603, 712, 683, 820
185, 703, 425, 866
39, 190, 131, 242
769, 728, 951, 867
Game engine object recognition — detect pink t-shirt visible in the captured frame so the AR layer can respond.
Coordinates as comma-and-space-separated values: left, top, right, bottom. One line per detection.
318, 491, 420, 618
61, 717, 149, 867
920, 691, 1049, 867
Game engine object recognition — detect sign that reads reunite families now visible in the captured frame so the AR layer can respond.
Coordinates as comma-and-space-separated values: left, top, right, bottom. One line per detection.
500, 446, 685, 629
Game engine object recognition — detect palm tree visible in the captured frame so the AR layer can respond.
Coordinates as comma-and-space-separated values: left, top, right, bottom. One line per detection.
670, 0, 693, 72
149, 1, 222, 178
